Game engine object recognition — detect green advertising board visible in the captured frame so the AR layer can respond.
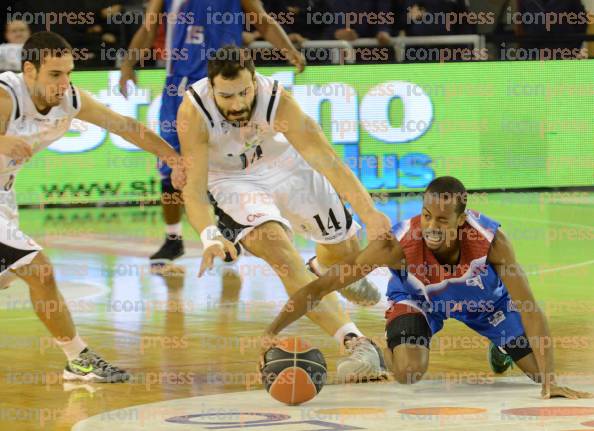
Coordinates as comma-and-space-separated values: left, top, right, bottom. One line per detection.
14, 61, 594, 206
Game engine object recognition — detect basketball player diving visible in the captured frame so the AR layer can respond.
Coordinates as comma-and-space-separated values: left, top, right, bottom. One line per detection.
179, 45, 393, 381
261, 176, 593, 398
0, 32, 186, 382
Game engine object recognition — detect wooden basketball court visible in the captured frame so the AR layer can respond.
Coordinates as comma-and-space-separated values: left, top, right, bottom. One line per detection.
1, 193, 593, 430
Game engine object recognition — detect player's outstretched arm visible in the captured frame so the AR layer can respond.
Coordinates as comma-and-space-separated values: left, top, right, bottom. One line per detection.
177, 95, 237, 275
241, 0, 306, 72
75, 89, 185, 189
264, 234, 403, 339
119, 0, 164, 97
276, 90, 391, 239
488, 230, 592, 399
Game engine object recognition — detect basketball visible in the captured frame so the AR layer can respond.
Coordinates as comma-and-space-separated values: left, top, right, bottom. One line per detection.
261, 337, 327, 405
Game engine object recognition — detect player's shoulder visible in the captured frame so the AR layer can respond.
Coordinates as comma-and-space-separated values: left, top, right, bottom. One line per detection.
65, 82, 81, 114
487, 229, 515, 265
0, 72, 18, 129
0, 71, 21, 98
188, 76, 209, 94
184, 77, 214, 128
465, 209, 500, 241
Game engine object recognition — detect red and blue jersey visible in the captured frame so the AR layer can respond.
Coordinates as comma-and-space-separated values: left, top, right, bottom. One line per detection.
387, 210, 516, 333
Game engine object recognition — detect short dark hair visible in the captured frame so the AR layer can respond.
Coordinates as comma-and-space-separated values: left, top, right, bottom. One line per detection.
424, 176, 468, 214
207, 45, 255, 84
21, 31, 72, 71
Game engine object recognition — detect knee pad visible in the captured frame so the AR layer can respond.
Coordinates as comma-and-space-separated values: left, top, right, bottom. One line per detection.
386, 313, 432, 351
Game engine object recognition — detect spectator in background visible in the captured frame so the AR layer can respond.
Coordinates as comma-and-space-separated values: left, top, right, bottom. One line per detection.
329, 0, 394, 45
401, 0, 476, 35
13, 0, 119, 67
263, 0, 337, 48
513, 0, 587, 59
83, 1, 123, 49
0, 20, 30, 71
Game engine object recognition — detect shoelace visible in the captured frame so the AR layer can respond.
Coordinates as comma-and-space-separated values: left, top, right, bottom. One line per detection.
78, 351, 122, 374
345, 338, 370, 360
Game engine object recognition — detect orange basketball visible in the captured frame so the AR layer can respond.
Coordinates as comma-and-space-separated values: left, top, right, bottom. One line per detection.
261, 337, 327, 405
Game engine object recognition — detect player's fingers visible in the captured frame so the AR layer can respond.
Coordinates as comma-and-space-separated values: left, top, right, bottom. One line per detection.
225, 241, 238, 260
119, 78, 128, 98
563, 389, 579, 399
213, 245, 226, 260
199, 254, 213, 277
566, 388, 592, 399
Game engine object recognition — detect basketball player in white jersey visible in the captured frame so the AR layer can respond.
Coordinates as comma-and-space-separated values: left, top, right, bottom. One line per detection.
178, 46, 393, 381
0, 32, 186, 382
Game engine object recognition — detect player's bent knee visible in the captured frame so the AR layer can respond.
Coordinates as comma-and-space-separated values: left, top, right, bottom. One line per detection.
243, 222, 294, 261
385, 311, 431, 384
391, 344, 429, 385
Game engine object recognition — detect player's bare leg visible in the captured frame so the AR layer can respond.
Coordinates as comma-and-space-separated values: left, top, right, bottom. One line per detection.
489, 342, 542, 383
162, 193, 183, 225
240, 221, 383, 381
241, 222, 350, 335
514, 353, 541, 382
14, 253, 76, 340
310, 236, 382, 306
14, 252, 128, 383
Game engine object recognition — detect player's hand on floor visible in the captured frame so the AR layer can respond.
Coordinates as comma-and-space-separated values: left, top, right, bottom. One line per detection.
199, 238, 238, 277
542, 383, 594, 399
363, 210, 392, 240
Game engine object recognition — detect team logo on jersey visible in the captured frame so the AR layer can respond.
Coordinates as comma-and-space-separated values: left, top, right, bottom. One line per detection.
471, 263, 489, 277
243, 134, 262, 151
466, 275, 485, 290
220, 121, 231, 134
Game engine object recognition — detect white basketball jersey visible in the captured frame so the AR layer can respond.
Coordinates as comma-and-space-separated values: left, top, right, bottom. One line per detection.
0, 72, 80, 216
0, 71, 81, 214
186, 73, 297, 176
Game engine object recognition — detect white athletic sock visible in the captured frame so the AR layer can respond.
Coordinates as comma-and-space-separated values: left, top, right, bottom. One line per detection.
54, 334, 87, 361
333, 322, 364, 344
166, 222, 182, 237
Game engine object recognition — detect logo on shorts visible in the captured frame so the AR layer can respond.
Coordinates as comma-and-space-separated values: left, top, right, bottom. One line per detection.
488, 310, 506, 327
246, 212, 266, 223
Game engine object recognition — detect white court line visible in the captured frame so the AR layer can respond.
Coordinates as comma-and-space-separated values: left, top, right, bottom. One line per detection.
525, 259, 594, 275
497, 215, 593, 229
494, 214, 594, 275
